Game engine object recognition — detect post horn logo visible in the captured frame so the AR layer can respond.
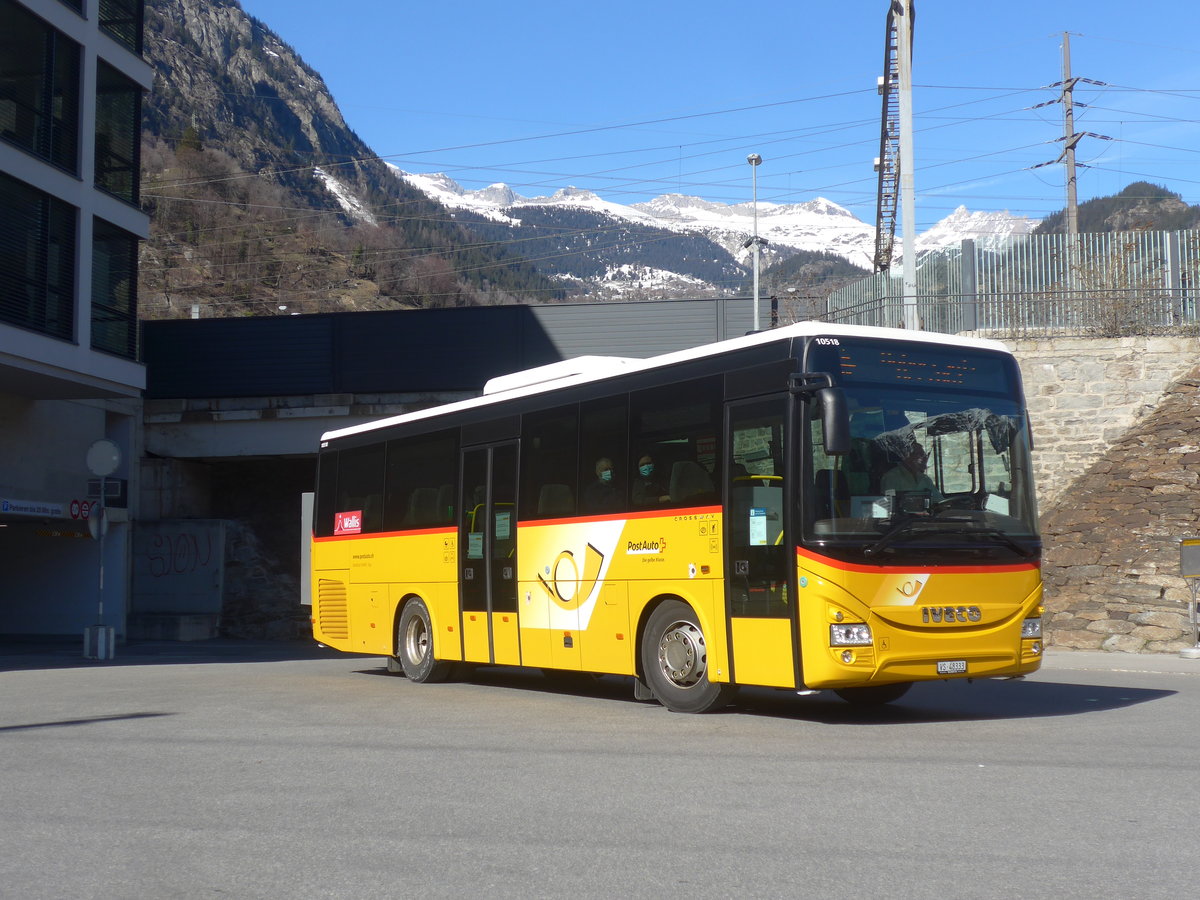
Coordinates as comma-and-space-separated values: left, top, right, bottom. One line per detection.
537, 543, 605, 610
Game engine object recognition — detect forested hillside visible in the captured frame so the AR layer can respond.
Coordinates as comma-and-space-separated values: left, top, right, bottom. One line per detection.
1035, 182, 1200, 235
758, 250, 871, 315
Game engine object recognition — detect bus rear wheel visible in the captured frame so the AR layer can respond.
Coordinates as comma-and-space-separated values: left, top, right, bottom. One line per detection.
641, 599, 732, 713
396, 599, 451, 683
834, 683, 912, 706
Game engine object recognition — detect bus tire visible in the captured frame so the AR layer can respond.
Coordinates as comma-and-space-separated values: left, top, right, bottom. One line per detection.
641, 599, 732, 713
834, 682, 912, 706
397, 599, 451, 683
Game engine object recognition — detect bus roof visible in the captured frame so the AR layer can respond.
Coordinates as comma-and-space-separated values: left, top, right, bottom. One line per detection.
320, 321, 1012, 444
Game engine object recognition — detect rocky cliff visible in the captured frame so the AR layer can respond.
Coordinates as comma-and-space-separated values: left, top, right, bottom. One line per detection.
144, 0, 381, 200
139, 0, 559, 316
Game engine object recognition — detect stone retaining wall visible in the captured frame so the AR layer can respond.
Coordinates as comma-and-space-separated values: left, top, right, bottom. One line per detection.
1005, 336, 1200, 509
1023, 343, 1200, 653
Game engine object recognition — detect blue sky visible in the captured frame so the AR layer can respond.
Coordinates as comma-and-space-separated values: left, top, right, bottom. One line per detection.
237, 0, 1200, 228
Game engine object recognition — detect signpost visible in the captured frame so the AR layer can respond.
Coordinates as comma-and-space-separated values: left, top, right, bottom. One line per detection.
83, 440, 120, 661
1178, 538, 1200, 660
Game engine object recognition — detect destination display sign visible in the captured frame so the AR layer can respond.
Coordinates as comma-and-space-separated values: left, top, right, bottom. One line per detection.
808, 336, 1017, 392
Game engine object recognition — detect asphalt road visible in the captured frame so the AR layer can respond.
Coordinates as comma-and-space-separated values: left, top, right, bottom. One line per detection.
1, 640, 1197, 899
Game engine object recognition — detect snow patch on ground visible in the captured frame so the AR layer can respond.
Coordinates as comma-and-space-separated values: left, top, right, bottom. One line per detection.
313, 167, 378, 226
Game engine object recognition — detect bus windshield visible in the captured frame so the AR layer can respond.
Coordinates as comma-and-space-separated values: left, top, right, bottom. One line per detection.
807, 384, 1040, 565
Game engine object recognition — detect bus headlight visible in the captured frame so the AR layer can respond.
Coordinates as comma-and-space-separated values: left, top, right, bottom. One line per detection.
830, 623, 872, 646
1021, 617, 1042, 638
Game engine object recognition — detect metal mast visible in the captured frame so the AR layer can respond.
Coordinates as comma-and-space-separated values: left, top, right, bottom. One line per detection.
1061, 31, 1079, 236
1032, 35, 1110, 231
895, 0, 918, 329
872, 4, 902, 273
873, 1, 918, 329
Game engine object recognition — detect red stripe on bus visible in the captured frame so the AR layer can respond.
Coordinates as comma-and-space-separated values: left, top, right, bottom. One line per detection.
516, 505, 722, 528
795, 545, 1038, 575
314, 506, 724, 540
314, 526, 456, 542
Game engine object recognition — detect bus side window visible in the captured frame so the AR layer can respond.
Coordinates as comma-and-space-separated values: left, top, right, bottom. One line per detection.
336, 443, 385, 534
314, 449, 338, 537
521, 406, 579, 520
383, 430, 459, 531
579, 397, 629, 514
630, 376, 722, 509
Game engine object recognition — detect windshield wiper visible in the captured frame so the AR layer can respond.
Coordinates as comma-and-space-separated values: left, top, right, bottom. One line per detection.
958, 525, 1039, 559
864, 515, 1036, 559
863, 517, 969, 557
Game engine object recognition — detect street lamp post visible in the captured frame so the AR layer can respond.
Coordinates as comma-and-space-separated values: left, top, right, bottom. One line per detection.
746, 153, 763, 331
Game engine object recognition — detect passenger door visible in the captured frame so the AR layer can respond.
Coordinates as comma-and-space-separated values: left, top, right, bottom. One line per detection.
725, 397, 796, 688
459, 442, 520, 665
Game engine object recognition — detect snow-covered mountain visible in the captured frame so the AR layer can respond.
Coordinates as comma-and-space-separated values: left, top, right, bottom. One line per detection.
630, 193, 879, 270
917, 205, 1036, 252
392, 167, 1034, 298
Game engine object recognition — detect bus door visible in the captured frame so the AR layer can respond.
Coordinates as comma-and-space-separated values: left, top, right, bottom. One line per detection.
725, 397, 797, 688
459, 442, 521, 666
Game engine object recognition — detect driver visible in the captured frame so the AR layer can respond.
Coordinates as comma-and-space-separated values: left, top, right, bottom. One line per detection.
881, 444, 943, 502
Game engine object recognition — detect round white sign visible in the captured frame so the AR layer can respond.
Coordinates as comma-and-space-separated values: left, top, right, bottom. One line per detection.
86, 439, 121, 477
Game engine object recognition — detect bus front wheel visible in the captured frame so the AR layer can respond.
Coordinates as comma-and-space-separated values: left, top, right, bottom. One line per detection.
396, 599, 451, 683
834, 683, 912, 706
641, 600, 732, 714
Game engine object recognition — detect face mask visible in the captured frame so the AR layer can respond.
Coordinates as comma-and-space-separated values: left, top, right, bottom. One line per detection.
639, 464, 654, 477
600, 469, 613, 482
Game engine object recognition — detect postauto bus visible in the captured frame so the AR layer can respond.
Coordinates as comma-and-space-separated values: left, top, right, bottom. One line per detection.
310, 322, 1041, 712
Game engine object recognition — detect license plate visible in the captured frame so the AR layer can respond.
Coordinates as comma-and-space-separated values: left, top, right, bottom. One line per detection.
937, 660, 967, 675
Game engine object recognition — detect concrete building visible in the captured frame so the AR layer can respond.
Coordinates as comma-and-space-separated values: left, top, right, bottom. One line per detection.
0, 0, 150, 638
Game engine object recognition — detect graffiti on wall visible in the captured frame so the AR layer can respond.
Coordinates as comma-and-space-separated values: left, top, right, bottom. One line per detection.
132, 520, 225, 614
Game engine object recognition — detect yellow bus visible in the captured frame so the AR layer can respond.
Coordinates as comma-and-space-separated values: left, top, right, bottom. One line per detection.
310, 322, 1042, 712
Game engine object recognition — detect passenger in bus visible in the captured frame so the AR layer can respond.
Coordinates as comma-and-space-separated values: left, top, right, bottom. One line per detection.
881, 444, 943, 501
584, 457, 621, 512
632, 453, 669, 506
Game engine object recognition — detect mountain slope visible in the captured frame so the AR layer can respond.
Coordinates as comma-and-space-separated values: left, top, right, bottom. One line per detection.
399, 170, 1034, 299
139, 0, 560, 317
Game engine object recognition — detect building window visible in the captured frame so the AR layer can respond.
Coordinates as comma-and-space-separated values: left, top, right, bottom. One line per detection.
57, 0, 83, 12
91, 218, 138, 359
0, 0, 81, 172
0, 172, 76, 342
94, 61, 140, 203
98, 0, 144, 55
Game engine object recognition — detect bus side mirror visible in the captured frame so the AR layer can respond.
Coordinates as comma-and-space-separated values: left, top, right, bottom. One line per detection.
818, 387, 850, 455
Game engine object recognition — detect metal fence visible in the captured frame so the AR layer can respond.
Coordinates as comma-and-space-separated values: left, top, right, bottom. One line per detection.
820, 228, 1200, 337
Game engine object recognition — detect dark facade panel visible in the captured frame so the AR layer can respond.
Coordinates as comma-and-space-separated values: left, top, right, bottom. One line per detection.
330, 307, 560, 393
142, 316, 336, 398
143, 300, 753, 400
529, 299, 751, 360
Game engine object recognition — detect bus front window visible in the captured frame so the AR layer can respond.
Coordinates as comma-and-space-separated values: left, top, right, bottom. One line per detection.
807, 389, 1039, 564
